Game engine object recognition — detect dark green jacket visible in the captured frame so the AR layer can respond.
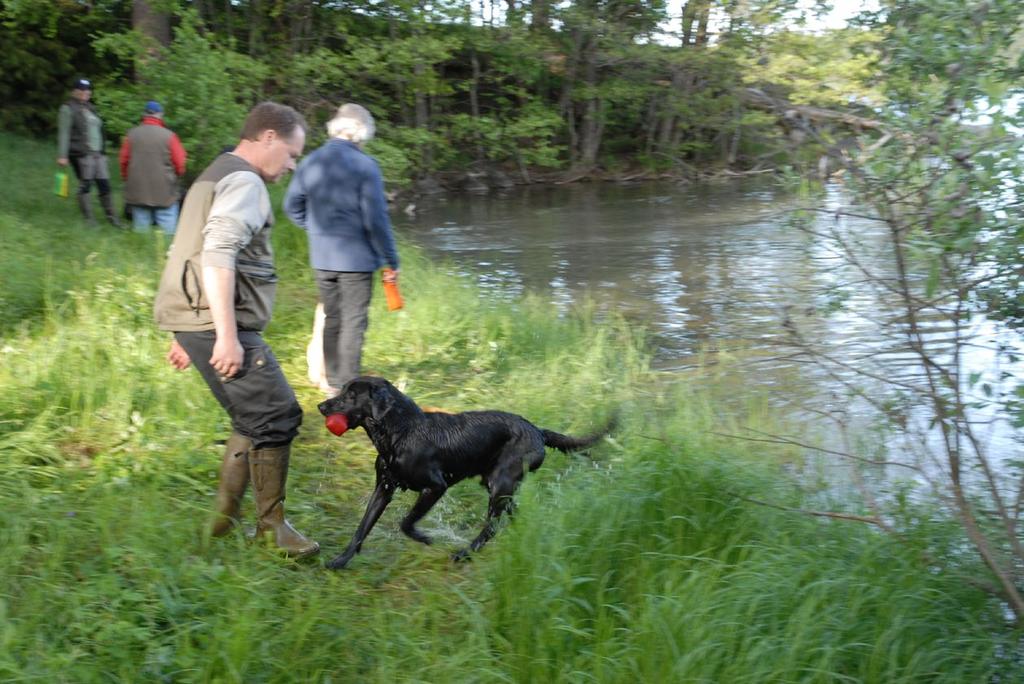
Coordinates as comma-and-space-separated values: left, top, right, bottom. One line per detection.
57, 99, 103, 157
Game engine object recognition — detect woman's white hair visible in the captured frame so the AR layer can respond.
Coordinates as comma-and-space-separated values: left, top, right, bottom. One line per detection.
326, 103, 376, 143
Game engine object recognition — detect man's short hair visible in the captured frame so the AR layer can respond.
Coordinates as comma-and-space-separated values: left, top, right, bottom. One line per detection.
326, 103, 375, 144
239, 102, 307, 142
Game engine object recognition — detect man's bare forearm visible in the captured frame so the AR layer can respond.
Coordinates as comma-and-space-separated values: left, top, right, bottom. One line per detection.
203, 265, 243, 377
203, 265, 238, 340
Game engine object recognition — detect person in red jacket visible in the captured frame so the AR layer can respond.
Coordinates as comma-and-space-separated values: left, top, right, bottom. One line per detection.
119, 101, 186, 234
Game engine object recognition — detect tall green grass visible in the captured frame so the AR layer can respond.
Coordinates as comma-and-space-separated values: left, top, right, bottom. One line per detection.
0, 131, 1017, 682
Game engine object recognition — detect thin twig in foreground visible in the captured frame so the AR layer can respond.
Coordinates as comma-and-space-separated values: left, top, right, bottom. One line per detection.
738, 493, 887, 527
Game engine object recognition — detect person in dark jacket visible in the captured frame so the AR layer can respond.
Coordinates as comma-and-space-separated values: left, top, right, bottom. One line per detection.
56, 77, 120, 227
119, 100, 187, 234
284, 103, 400, 397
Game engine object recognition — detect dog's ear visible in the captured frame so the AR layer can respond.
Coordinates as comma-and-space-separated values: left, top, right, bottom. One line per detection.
369, 384, 396, 422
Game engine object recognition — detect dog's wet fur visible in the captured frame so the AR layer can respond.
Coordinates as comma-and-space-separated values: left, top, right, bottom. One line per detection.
318, 376, 614, 569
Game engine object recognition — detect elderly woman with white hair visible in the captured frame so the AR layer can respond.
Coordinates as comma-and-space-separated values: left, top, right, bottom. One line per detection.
284, 103, 400, 396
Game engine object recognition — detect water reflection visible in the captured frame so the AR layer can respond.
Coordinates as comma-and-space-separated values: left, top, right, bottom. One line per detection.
399, 179, 814, 363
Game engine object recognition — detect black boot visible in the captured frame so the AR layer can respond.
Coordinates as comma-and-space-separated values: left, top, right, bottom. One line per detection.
77, 193, 96, 226
249, 445, 320, 558
100, 193, 122, 228
211, 432, 251, 537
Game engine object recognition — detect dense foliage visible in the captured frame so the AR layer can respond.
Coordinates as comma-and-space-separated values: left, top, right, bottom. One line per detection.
1, 0, 878, 183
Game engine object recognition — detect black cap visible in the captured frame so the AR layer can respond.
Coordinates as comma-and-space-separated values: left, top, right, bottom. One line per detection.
72, 78, 92, 90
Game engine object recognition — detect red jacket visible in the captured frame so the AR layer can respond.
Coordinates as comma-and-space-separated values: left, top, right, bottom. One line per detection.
119, 116, 187, 206
119, 116, 186, 179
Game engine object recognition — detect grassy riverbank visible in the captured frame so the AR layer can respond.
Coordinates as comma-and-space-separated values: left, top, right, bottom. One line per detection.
0, 132, 1017, 682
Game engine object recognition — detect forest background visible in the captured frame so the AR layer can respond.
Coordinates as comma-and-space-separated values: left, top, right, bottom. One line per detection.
1, 0, 884, 189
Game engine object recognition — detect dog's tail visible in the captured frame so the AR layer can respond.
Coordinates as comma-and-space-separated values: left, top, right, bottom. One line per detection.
540, 413, 617, 458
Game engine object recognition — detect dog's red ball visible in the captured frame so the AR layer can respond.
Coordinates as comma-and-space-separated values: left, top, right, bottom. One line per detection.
325, 413, 349, 436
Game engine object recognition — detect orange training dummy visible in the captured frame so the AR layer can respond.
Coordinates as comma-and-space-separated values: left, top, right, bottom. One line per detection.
382, 268, 403, 311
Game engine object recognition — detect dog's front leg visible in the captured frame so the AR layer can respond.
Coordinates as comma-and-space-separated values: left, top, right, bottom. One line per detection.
326, 478, 395, 570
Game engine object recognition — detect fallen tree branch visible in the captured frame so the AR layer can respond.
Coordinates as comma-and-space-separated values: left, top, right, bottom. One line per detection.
740, 87, 889, 133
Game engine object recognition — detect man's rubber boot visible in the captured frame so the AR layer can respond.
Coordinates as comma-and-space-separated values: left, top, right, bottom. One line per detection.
249, 445, 320, 558
211, 432, 251, 537
100, 192, 122, 228
77, 193, 96, 226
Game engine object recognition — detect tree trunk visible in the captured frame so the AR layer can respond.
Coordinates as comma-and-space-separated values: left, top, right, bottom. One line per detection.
695, 4, 711, 45
414, 62, 430, 130
413, 51, 432, 170
531, 0, 549, 31
559, 29, 583, 167
413, 63, 430, 131
655, 68, 685, 152
653, 67, 696, 158
132, 0, 171, 48
644, 93, 661, 156
248, 0, 262, 57
728, 102, 741, 166
291, 0, 313, 55
389, 18, 412, 127
577, 39, 603, 170
583, 100, 605, 168
413, 0, 430, 155
681, 0, 697, 45
682, 0, 710, 45
223, 0, 232, 43
470, 48, 485, 163
193, 0, 209, 30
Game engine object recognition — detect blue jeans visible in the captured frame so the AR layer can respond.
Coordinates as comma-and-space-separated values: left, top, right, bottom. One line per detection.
130, 203, 179, 234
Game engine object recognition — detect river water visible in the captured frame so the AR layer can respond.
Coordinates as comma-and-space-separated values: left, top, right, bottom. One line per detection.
399, 179, 809, 362
397, 178, 1021, 468
398, 179, 877, 374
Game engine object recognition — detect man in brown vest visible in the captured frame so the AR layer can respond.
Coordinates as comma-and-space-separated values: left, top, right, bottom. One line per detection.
154, 102, 318, 559
119, 101, 186, 234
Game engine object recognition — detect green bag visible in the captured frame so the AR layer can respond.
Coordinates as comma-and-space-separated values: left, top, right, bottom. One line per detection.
54, 169, 69, 198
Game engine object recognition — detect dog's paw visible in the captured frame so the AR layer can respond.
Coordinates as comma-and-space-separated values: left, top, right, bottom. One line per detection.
401, 525, 433, 546
325, 553, 353, 570
451, 548, 473, 563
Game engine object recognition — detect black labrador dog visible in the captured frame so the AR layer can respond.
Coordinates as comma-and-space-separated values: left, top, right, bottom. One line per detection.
317, 376, 613, 569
